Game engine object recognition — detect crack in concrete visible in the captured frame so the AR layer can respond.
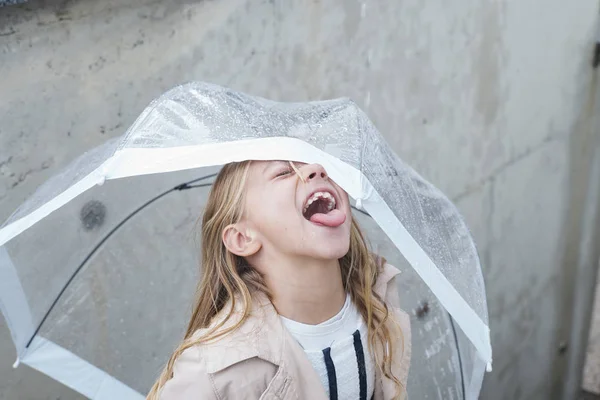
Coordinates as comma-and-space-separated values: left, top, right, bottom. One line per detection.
0, 27, 16, 37
452, 135, 559, 203
7, 158, 54, 189
0, 156, 13, 169
484, 176, 495, 270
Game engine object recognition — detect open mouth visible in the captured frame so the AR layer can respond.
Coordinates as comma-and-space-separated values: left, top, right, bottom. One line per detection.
302, 191, 337, 220
302, 190, 346, 227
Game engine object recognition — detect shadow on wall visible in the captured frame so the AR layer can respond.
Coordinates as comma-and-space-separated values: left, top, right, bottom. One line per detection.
0, 0, 28, 7
0, 0, 81, 20
582, 389, 600, 400
556, 41, 600, 400
0, 0, 89, 35
583, 261, 600, 395
0, 0, 207, 35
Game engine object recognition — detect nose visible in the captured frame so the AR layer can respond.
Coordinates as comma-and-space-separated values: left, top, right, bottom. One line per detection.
302, 163, 328, 181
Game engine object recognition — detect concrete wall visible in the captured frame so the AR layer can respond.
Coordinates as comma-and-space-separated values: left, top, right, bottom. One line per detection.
0, 0, 599, 399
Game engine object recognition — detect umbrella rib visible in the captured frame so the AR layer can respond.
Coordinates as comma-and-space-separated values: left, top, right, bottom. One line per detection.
351, 205, 370, 217
178, 172, 218, 186
449, 313, 466, 399
176, 182, 215, 190
25, 173, 216, 349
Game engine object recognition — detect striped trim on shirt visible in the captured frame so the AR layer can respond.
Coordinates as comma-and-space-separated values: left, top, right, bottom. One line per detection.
321, 329, 369, 400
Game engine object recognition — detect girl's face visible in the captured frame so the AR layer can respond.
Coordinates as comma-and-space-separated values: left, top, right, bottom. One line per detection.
239, 160, 352, 261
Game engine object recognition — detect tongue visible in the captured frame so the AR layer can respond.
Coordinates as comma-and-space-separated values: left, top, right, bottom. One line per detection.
309, 209, 346, 227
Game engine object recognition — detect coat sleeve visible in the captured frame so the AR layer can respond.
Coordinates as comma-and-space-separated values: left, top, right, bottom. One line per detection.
396, 308, 412, 399
159, 346, 218, 400
383, 264, 412, 398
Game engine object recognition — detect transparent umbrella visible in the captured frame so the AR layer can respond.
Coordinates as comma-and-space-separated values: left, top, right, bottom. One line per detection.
0, 82, 491, 399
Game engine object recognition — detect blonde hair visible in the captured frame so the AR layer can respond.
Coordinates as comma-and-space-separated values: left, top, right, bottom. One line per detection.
147, 161, 404, 398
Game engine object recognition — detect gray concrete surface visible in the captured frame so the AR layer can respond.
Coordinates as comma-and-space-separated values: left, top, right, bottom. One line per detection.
582, 391, 600, 400
0, 0, 599, 399
584, 264, 600, 395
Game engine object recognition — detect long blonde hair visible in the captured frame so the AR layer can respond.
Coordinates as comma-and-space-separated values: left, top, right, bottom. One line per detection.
147, 161, 404, 398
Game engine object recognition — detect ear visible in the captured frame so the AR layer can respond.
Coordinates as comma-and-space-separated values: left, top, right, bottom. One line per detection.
222, 223, 262, 257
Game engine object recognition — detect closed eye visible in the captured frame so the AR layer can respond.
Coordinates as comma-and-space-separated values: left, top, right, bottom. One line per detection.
275, 168, 293, 177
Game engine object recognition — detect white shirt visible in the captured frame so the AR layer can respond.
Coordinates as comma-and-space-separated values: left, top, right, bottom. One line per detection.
281, 295, 375, 400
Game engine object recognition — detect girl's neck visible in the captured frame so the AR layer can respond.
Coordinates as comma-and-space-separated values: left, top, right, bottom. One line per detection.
262, 258, 346, 325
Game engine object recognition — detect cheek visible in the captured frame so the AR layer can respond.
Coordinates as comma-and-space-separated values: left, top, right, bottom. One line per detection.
246, 194, 300, 235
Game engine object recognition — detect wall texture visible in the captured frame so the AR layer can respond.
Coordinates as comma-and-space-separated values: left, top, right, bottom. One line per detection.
0, 0, 599, 399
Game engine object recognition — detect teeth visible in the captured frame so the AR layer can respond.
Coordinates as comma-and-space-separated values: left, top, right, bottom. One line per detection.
303, 191, 336, 213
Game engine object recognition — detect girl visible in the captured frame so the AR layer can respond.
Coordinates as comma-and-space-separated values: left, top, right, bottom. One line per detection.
147, 160, 411, 400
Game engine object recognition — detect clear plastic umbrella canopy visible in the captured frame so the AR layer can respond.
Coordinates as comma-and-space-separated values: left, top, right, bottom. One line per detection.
0, 82, 491, 399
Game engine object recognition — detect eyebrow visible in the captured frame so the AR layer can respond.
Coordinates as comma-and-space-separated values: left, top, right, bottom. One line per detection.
262, 160, 288, 174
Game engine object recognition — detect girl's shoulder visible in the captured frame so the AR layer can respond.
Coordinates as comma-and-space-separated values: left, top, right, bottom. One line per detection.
373, 257, 402, 301
375, 259, 412, 392
160, 341, 278, 400
161, 298, 285, 399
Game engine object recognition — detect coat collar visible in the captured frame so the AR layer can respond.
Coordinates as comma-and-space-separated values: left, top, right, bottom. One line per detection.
197, 263, 405, 398
199, 263, 401, 372
197, 295, 284, 373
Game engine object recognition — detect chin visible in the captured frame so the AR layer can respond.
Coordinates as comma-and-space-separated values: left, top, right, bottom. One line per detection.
310, 240, 350, 260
